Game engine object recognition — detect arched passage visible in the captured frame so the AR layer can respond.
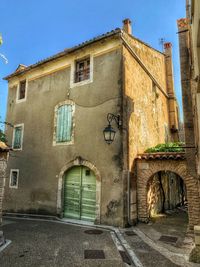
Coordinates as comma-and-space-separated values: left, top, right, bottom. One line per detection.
147, 171, 187, 217
136, 156, 200, 229
57, 157, 101, 224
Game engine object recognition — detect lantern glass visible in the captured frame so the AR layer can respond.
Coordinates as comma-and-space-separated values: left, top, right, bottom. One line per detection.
103, 124, 116, 144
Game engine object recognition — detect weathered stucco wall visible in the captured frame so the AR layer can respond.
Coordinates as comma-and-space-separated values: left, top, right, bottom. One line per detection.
4, 38, 125, 226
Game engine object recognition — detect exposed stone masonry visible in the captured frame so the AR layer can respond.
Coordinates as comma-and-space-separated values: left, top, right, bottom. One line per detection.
0, 158, 7, 224
136, 157, 200, 229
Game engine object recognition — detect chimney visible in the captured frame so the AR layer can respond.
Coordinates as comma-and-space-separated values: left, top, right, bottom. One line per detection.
164, 42, 174, 97
164, 42, 179, 139
123, 18, 132, 35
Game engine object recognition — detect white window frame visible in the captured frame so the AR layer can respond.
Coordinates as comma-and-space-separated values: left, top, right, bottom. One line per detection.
53, 100, 75, 146
70, 54, 93, 88
16, 79, 28, 103
12, 123, 24, 151
9, 169, 19, 189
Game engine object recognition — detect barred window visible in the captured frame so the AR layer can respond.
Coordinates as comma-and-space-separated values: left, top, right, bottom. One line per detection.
9, 169, 19, 188
75, 58, 90, 83
18, 80, 26, 100
13, 125, 23, 149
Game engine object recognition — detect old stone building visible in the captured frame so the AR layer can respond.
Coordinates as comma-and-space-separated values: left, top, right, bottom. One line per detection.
3, 19, 179, 226
177, 0, 200, 178
0, 142, 9, 246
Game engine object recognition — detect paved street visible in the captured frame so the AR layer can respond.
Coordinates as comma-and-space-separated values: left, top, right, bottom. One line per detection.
120, 230, 181, 267
0, 218, 125, 267
0, 218, 185, 267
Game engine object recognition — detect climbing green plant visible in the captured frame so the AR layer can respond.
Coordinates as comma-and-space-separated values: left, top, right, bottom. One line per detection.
145, 142, 185, 153
0, 129, 7, 143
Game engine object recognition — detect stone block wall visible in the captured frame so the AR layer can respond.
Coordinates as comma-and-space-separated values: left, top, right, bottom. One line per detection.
0, 153, 7, 224
122, 35, 170, 169
177, 18, 197, 178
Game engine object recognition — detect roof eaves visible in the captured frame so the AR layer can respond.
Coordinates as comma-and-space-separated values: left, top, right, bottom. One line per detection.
4, 28, 122, 81
122, 31, 164, 56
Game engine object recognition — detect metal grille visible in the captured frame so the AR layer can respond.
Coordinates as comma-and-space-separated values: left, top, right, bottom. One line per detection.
84, 229, 103, 235
84, 250, 105, 259
119, 251, 131, 265
159, 235, 178, 243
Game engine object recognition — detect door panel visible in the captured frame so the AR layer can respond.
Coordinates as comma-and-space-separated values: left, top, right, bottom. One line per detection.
64, 167, 81, 219
63, 166, 96, 222
81, 168, 96, 221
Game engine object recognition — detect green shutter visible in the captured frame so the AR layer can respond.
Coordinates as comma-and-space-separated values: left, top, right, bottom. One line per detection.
56, 105, 73, 142
13, 127, 22, 149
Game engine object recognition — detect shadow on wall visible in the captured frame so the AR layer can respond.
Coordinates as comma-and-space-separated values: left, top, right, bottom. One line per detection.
147, 171, 187, 217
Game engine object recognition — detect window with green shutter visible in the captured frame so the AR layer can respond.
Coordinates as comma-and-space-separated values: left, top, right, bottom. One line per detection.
13, 125, 23, 149
56, 105, 73, 143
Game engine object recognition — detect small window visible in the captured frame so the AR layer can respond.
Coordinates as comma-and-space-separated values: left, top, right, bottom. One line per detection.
18, 80, 26, 100
13, 125, 23, 150
85, 170, 90, 176
75, 58, 90, 83
9, 169, 19, 188
56, 105, 73, 143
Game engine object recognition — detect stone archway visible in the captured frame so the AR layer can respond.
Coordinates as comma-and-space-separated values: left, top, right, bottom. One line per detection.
136, 155, 200, 229
57, 157, 101, 224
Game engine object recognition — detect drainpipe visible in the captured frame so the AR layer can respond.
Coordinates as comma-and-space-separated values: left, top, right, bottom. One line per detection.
127, 171, 131, 225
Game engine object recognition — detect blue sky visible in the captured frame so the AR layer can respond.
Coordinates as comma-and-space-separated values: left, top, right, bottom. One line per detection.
0, 0, 185, 129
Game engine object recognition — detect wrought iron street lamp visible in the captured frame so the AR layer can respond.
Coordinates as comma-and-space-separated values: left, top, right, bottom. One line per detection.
103, 113, 121, 144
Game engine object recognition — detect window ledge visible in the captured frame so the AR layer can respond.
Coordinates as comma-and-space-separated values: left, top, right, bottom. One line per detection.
70, 78, 93, 88
12, 148, 23, 151
16, 98, 26, 104
53, 140, 74, 146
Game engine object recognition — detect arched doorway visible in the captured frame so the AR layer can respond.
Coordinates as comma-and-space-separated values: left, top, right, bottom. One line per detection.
57, 157, 101, 224
63, 166, 96, 222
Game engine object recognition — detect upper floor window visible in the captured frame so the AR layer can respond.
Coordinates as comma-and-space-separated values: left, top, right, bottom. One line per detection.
53, 101, 75, 145
9, 169, 19, 189
12, 124, 24, 150
75, 57, 90, 83
18, 80, 26, 100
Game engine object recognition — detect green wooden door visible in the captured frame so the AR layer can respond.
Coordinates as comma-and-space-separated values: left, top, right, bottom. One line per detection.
64, 166, 96, 222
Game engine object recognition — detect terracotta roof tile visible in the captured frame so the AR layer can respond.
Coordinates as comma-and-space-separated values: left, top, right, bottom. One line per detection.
136, 152, 186, 160
4, 28, 164, 80
4, 28, 121, 80
0, 141, 10, 152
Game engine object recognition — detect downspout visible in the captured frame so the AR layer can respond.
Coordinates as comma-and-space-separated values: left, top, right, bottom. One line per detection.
120, 35, 132, 227
127, 171, 132, 225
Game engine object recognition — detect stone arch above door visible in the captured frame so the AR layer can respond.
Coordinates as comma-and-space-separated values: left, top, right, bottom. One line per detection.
136, 154, 200, 229
57, 157, 101, 224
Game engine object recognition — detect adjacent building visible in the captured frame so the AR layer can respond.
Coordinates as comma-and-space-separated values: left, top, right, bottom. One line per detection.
0, 141, 10, 246
3, 20, 179, 226
177, 0, 200, 178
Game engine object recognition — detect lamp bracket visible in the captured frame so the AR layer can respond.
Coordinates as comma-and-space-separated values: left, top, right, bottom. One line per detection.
107, 113, 121, 128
